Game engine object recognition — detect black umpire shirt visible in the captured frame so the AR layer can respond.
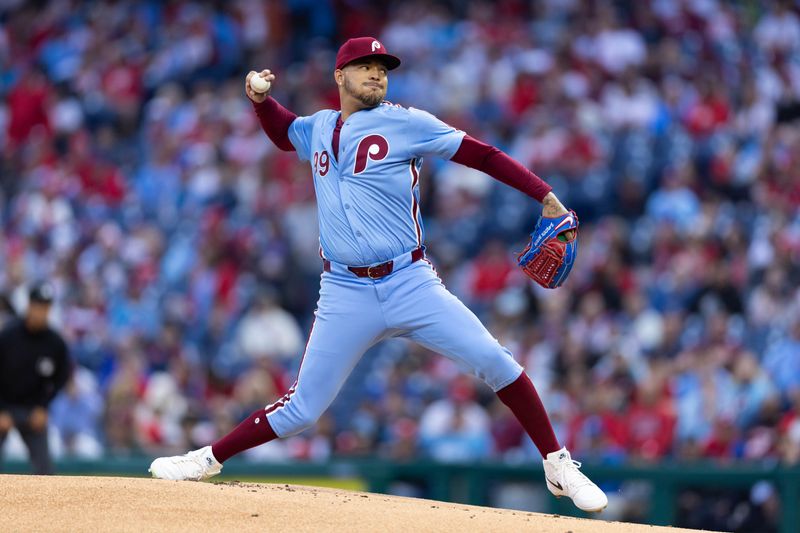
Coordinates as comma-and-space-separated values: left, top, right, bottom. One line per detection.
0, 318, 71, 409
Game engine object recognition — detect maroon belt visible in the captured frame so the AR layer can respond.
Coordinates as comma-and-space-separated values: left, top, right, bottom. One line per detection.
323, 247, 424, 279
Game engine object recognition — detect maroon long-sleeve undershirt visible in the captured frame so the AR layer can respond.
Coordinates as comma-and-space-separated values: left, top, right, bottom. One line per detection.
451, 135, 552, 202
252, 97, 297, 152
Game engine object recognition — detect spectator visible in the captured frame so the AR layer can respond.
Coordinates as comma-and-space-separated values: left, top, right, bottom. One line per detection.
418, 376, 491, 462
627, 377, 676, 461
762, 318, 800, 401
235, 289, 303, 362
50, 366, 103, 459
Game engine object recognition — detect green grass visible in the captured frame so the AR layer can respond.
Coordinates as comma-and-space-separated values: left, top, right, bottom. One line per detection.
212, 476, 366, 491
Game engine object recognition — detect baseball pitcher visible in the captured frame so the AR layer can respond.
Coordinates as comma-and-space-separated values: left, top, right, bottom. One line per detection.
150, 37, 606, 513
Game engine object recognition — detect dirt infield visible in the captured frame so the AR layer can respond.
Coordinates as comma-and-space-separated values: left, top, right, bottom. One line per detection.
0, 474, 707, 532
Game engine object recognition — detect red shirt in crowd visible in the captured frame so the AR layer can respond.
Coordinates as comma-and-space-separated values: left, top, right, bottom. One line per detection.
626, 398, 676, 459
6, 72, 51, 148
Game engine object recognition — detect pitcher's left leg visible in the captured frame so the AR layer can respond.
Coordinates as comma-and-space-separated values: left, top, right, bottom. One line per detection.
385, 261, 607, 512
386, 264, 557, 443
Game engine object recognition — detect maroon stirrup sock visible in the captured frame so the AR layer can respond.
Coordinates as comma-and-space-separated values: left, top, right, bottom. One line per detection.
496, 372, 561, 458
211, 409, 278, 463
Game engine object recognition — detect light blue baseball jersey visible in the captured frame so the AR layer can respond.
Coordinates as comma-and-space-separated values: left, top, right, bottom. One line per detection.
287, 103, 465, 266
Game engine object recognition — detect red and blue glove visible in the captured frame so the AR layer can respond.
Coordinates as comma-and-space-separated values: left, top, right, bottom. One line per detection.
516, 210, 579, 289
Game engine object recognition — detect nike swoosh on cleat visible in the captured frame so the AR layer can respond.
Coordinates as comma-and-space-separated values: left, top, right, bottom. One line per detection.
547, 478, 563, 491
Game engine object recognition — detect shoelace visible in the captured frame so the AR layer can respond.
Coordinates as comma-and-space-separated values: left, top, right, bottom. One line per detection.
564, 460, 594, 490
171, 454, 206, 476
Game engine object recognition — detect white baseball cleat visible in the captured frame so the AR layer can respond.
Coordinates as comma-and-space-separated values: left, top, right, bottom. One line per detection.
542, 447, 608, 512
149, 446, 223, 481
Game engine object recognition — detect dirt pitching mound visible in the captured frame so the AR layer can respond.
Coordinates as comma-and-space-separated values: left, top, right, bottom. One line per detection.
0, 474, 705, 532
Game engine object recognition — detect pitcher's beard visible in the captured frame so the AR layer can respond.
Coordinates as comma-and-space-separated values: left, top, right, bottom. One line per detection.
345, 78, 384, 107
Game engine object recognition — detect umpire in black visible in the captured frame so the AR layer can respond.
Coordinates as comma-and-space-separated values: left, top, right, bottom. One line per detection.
0, 283, 71, 474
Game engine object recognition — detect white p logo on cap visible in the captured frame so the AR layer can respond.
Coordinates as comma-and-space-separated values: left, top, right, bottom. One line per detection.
371, 40, 381, 51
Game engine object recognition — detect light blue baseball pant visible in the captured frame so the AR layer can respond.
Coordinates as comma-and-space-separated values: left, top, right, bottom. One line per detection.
265, 250, 524, 437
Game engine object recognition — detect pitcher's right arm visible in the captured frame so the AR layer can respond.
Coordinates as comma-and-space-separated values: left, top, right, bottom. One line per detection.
246, 69, 296, 152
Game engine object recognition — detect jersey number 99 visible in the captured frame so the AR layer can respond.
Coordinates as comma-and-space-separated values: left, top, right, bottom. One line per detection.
313, 151, 330, 177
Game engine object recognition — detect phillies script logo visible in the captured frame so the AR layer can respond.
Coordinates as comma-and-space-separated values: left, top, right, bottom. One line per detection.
354, 134, 389, 174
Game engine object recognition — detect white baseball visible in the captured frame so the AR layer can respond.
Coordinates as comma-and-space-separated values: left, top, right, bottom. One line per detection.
250, 75, 271, 94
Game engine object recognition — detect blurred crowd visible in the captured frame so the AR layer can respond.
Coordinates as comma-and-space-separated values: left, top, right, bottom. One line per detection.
1, 2, 799, 503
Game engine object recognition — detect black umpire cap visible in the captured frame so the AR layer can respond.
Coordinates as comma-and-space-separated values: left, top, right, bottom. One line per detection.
29, 283, 55, 304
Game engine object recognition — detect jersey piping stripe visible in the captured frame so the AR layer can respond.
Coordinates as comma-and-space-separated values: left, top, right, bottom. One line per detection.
264, 315, 316, 417
409, 159, 422, 246
423, 257, 446, 286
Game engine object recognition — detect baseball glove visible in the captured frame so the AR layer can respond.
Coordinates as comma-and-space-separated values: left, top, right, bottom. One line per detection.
516, 210, 579, 289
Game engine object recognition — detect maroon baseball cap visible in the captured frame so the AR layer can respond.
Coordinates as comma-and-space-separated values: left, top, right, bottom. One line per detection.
335, 37, 401, 71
